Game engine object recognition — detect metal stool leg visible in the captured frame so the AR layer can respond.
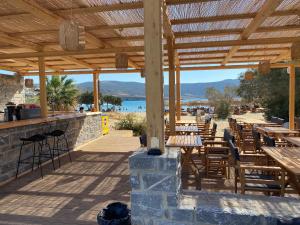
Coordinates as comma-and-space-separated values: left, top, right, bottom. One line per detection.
55, 137, 61, 167
32, 143, 36, 171
38, 142, 43, 178
63, 134, 72, 162
45, 139, 55, 171
16, 142, 24, 178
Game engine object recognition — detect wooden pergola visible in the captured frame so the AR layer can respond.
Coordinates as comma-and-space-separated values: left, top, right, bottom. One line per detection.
0, 0, 299, 151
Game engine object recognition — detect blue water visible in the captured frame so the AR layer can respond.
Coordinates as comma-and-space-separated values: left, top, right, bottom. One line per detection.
81, 98, 208, 112
104, 98, 208, 112
104, 100, 146, 112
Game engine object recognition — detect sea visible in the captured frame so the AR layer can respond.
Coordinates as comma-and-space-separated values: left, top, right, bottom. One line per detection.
95, 98, 208, 112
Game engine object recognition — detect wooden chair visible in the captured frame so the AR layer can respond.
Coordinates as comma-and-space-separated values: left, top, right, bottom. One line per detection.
236, 124, 256, 154
198, 122, 217, 139
203, 129, 232, 178
263, 135, 287, 147
228, 140, 285, 196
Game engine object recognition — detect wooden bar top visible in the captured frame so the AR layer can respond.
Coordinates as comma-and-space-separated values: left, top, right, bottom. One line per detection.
0, 112, 102, 130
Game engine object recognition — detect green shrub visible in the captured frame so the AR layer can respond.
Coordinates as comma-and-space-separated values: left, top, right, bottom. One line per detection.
215, 100, 231, 119
115, 113, 146, 136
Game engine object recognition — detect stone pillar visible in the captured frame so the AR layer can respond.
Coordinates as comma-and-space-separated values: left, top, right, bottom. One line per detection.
128, 147, 300, 225
129, 147, 181, 225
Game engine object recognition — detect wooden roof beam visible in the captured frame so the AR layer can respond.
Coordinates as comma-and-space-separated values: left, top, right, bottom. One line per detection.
0, 36, 296, 60
222, 0, 283, 65
171, 9, 298, 25
86, 24, 300, 43
22, 62, 298, 76
175, 37, 300, 49
0, 46, 144, 59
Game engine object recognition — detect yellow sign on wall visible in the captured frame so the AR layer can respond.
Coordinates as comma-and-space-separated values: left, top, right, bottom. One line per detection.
102, 115, 109, 135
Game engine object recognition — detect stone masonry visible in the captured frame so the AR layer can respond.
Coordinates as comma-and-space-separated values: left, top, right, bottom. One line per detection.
0, 113, 102, 184
0, 74, 25, 112
129, 148, 300, 225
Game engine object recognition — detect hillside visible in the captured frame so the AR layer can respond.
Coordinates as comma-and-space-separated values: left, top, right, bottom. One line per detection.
77, 79, 239, 99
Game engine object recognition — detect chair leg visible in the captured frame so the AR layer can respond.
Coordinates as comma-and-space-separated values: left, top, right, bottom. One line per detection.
16, 142, 24, 178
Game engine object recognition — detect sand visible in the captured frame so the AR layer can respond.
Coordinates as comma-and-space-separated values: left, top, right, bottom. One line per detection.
105, 111, 266, 137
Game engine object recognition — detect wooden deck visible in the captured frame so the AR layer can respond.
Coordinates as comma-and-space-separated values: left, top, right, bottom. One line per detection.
0, 131, 139, 225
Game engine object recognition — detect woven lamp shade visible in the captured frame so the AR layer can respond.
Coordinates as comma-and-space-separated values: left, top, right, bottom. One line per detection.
59, 20, 85, 51
25, 79, 34, 88
244, 71, 254, 80
115, 53, 128, 69
291, 42, 300, 60
258, 60, 270, 75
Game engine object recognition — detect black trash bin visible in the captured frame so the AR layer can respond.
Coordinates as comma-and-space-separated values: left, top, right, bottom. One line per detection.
97, 202, 131, 225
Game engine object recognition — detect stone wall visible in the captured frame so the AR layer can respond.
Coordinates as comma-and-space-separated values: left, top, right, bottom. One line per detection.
0, 113, 102, 184
129, 148, 300, 225
0, 74, 25, 112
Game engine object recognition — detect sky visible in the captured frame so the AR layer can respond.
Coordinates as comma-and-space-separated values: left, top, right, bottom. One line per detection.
10, 68, 246, 85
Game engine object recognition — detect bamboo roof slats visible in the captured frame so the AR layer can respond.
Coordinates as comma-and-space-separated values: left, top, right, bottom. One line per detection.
0, 0, 300, 74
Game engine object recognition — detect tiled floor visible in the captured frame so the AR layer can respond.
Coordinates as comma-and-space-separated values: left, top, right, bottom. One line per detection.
0, 131, 140, 225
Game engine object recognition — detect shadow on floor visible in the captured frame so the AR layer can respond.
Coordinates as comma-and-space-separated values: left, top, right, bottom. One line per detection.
0, 150, 133, 225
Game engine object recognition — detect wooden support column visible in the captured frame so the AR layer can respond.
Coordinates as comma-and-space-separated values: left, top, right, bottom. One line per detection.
289, 64, 296, 130
98, 72, 101, 112
176, 66, 181, 121
167, 37, 176, 135
38, 56, 48, 118
144, 0, 165, 151
93, 71, 99, 112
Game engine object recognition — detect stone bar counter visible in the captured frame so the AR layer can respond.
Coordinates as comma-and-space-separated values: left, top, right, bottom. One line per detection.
0, 112, 102, 184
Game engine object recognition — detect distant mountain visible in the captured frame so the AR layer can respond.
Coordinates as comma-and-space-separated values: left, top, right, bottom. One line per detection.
77, 79, 240, 99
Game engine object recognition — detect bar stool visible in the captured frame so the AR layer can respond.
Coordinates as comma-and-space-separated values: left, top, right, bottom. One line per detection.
16, 134, 55, 178
44, 121, 71, 167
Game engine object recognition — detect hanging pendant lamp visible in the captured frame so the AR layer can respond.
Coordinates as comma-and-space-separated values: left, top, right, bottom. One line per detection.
59, 19, 85, 51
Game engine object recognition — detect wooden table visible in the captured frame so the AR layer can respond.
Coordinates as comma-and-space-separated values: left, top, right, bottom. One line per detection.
284, 137, 300, 147
256, 126, 299, 137
261, 146, 300, 194
166, 135, 202, 182
175, 125, 199, 134
166, 135, 202, 148
175, 120, 197, 125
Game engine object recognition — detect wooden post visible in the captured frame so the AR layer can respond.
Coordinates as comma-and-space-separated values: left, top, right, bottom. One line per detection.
98, 72, 101, 112
289, 64, 296, 130
93, 71, 99, 112
176, 66, 181, 121
144, 0, 165, 151
167, 37, 176, 135
38, 57, 48, 118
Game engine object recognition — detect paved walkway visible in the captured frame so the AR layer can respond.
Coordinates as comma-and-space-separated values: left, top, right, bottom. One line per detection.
0, 130, 140, 225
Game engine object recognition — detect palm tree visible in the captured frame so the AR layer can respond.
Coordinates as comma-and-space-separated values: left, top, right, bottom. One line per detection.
46, 75, 79, 111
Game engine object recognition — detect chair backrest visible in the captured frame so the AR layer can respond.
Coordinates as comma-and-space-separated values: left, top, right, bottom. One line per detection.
228, 140, 240, 163
271, 116, 277, 123
211, 123, 217, 136
277, 118, 285, 125
139, 134, 147, 147
224, 128, 235, 144
263, 135, 275, 147
205, 117, 211, 124
252, 128, 261, 150
295, 117, 300, 129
